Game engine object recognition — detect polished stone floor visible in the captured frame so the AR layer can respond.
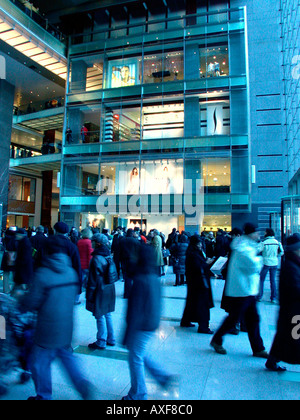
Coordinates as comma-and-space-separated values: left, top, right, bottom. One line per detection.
1, 268, 299, 400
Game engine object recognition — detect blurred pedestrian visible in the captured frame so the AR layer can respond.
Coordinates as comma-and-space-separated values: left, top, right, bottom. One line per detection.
180, 235, 215, 334
266, 233, 300, 372
211, 223, 268, 357
86, 234, 117, 350
20, 237, 94, 400
122, 243, 175, 400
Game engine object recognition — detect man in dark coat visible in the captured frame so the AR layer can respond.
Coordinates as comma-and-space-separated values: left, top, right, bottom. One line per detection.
119, 229, 140, 298
86, 234, 117, 350
266, 233, 300, 371
180, 235, 215, 334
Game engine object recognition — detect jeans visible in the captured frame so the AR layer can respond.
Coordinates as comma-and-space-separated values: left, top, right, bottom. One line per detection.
258, 265, 277, 301
124, 331, 171, 400
30, 345, 90, 400
95, 312, 115, 348
213, 296, 265, 354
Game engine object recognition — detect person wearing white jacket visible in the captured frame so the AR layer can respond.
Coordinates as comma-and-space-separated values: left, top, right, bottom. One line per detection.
257, 228, 284, 303
211, 223, 268, 357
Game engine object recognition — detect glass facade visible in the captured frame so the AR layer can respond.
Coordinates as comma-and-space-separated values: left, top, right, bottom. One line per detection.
60, 6, 250, 233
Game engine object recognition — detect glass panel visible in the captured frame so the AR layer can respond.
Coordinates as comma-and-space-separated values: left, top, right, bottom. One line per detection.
66, 105, 101, 145
69, 55, 103, 93
9, 175, 22, 201
202, 159, 231, 193
63, 163, 99, 196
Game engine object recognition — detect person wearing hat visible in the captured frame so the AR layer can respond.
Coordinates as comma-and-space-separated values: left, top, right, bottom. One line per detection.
211, 223, 268, 358
265, 233, 300, 371
86, 233, 117, 350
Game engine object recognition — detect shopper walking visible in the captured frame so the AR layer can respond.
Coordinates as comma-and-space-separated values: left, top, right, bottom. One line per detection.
77, 228, 93, 289
211, 223, 268, 357
266, 233, 300, 371
86, 234, 117, 350
180, 235, 215, 334
257, 228, 284, 303
122, 243, 174, 400
20, 237, 94, 400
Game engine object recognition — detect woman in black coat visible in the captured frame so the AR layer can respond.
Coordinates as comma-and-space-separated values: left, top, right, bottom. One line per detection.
180, 235, 215, 334
266, 233, 300, 371
86, 234, 117, 350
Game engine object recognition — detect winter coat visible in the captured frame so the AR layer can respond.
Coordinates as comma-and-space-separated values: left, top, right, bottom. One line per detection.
183, 245, 214, 323
225, 235, 262, 298
171, 241, 189, 275
77, 238, 93, 270
20, 254, 79, 349
86, 246, 116, 318
14, 236, 34, 286
270, 251, 300, 364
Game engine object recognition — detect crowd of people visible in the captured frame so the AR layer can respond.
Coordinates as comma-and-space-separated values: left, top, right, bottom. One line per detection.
0, 221, 299, 400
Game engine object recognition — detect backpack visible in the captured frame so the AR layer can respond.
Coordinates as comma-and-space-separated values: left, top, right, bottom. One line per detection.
104, 256, 118, 285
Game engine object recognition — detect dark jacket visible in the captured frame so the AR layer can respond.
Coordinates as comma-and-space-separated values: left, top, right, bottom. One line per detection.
20, 254, 79, 349
14, 236, 34, 286
270, 251, 300, 364
30, 232, 48, 269
123, 244, 161, 345
1, 229, 18, 272
86, 246, 116, 318
171, 238, 189, 275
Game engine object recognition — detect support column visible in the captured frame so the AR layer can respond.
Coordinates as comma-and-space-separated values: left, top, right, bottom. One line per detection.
0, 79, 15, 230
41, 171, 53, 228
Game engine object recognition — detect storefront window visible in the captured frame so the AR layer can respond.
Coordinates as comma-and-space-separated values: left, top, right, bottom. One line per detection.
200, 45, 229, 78
143, 51, 184, 84
202, 159, 231, 193
97, 159, 184, 195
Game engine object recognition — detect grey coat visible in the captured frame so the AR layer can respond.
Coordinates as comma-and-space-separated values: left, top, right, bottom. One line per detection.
20, 254, 79, 349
